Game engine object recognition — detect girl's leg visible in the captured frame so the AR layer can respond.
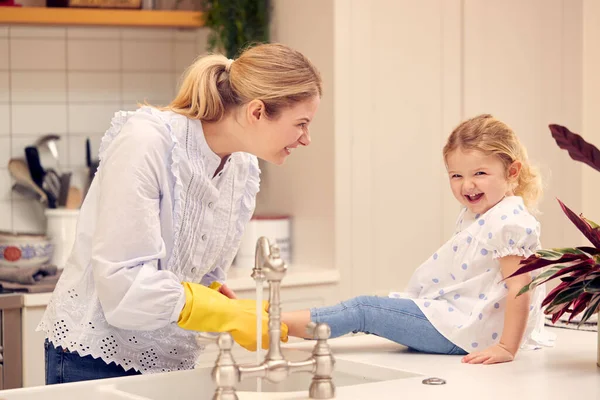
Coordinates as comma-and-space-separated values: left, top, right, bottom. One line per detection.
284, 296, 466, 355
45, 340, 141, 384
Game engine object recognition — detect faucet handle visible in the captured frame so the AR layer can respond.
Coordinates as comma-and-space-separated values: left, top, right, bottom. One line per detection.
306, 322, 331, 340
211, 333, 240, 400
269, 243, 281, 258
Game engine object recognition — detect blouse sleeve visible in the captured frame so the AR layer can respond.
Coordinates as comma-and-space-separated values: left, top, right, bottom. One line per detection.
91, 111, 185, 331
485, 213, 541, 259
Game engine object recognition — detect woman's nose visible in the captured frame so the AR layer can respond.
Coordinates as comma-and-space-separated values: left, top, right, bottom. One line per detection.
299, 132, 311, 146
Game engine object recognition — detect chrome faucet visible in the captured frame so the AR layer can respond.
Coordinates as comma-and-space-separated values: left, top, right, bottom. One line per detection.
207, 237, 336, 400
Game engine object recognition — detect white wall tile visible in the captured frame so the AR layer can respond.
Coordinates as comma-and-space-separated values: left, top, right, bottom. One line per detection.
175, 29, 197, 42
11, 72, 67, 103
10, 26, 66, 39
67, 27, 120, 39
0, 38, 8, 70
173, 72, 183, 92
0, 138, 10, 167
0, 200, 11, 231
122, 72, 174, 103
10, 39, 66, 71
0, 168, 12, 201
68, 134, 103, 167
196, 29, 210, 55
11, 104, 67, 136
0, 71, 8, 102
12, 199, 45, 233
67, 40, 120, 71
121, 102, 143, 111
175, 42, 197, 75
121, 27, 174, 40
68, 72, 120, 102
122, 41, 173, 72
0, 26, 8, 38
68, 103, 119, 135
0, 105, 9, 136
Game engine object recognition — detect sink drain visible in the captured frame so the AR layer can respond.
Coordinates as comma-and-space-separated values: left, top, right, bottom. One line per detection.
422, 377, 446, 385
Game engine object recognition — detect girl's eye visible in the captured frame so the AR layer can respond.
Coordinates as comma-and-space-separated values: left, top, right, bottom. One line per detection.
475, 171, 486, 176
451, 174, 462, 179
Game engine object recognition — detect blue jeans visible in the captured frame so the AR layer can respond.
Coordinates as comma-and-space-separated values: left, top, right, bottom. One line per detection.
310, 296, 467, 355
45, 340, 141, 384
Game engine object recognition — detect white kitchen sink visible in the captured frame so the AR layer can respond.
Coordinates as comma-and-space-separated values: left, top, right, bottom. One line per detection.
111, 348, 420, 399
0, 349, 420, 400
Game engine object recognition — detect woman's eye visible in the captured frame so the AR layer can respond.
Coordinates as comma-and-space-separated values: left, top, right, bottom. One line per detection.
299, 123, 307, 129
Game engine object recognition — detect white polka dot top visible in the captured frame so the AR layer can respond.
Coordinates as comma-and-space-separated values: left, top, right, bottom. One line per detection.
390, 196, 556, 353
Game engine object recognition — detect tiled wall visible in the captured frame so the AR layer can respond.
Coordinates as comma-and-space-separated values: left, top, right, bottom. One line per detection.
0, 24, 208, 233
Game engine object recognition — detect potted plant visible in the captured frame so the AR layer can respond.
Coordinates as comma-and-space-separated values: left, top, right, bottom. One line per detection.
509, 124, 600, 366
176, 0, 271, 58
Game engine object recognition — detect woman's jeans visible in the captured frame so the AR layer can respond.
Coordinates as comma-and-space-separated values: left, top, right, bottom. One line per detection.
45, 340, 141, 384
310, 296, 467, 355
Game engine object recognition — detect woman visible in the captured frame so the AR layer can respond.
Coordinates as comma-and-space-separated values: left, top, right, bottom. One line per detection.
39, 43, 322, 384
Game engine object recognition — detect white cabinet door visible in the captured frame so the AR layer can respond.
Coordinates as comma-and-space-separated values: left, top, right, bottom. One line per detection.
21, 305, 47, 388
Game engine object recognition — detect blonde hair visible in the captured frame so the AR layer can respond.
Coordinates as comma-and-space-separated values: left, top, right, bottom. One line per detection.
166, 43, 322, 122
443, 114, 542, 211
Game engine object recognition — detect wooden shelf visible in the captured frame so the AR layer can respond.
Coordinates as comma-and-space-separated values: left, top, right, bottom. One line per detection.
0, 7, 204, 28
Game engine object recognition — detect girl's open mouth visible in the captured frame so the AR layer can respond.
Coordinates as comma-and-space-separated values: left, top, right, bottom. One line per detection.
465, 193, 484, 203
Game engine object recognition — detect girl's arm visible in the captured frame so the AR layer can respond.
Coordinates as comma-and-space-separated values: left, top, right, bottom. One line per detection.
462, 255, 531, 364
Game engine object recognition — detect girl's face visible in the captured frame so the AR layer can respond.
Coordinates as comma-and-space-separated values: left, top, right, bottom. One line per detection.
446, 148, 521, 215
246, 96, 320, 165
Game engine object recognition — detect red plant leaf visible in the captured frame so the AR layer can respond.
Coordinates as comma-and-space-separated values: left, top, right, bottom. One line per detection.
579, 293, 600, 324
549, 124, 600, 173
557, 199, 600, 248
508, 253, 590, 279
542, 280, 571, 307
567, 293, 593, 322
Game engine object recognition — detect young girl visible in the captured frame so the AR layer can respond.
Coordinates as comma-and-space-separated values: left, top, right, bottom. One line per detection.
283, 114, 555, 365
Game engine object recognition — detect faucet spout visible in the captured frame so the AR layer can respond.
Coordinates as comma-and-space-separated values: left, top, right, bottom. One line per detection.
210, 237, 336, 399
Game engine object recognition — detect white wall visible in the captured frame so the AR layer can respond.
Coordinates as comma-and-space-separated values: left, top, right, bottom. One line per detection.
582, 0, 600, 224
335, 0, 585, 299
0, 25, 209, 233
256, 0, 336, 272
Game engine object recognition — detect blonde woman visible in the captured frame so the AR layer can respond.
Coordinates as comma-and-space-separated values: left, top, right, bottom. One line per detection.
39, 43, 321, 384
283, 114, 555, 365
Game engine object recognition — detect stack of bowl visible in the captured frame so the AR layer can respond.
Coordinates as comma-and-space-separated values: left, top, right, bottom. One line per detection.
0, 231, 54, 268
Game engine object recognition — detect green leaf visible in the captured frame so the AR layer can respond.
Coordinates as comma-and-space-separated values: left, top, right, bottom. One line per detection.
584, 218, 600, 229
550, 282, 586, 305
578, 293, 600, 325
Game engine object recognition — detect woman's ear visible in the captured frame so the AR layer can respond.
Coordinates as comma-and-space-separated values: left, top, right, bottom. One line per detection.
247, 99, 266, 123
508, 161, 522, 182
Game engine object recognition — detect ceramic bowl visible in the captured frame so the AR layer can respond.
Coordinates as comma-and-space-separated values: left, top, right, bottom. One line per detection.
0, 231, 54, 268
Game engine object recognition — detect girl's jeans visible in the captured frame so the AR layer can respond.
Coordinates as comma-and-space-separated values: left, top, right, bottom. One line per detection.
310, 296, 467, 355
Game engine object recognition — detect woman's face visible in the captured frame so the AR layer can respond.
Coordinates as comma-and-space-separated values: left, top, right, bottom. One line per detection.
246, 96, 320, 165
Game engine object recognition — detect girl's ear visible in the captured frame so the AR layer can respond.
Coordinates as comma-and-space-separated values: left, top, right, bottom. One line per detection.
508, 161, 522, 182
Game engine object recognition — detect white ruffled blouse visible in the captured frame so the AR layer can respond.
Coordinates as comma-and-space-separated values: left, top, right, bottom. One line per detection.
38, 106, 260, 374
390, 196, 556, 352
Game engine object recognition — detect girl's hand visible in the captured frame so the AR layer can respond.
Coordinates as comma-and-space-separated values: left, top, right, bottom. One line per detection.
218, 284, 237, 299
461, 343, 514, 365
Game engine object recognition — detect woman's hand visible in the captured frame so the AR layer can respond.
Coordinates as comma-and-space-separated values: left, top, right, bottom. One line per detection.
218, 284, 237, 299
461, 343, 514, 365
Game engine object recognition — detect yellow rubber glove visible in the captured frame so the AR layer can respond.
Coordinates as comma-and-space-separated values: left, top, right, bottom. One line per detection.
178, 282, 288, 351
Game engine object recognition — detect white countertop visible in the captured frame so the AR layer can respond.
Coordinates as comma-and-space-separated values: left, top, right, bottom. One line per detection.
2, 326, 598, 399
